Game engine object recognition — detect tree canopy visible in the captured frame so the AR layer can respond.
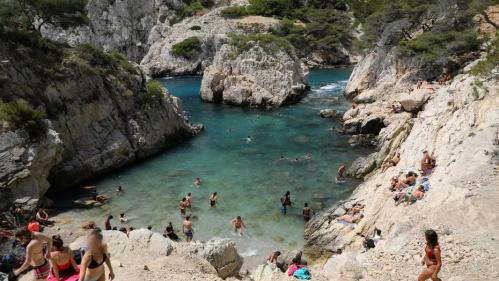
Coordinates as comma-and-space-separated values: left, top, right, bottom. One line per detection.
0, 0, 88, 32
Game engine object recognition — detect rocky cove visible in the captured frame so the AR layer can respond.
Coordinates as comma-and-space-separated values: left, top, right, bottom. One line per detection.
1, 1, 499, 281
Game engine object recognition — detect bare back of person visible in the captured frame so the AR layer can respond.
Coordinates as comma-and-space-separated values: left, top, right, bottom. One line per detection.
28, 238, 46, 267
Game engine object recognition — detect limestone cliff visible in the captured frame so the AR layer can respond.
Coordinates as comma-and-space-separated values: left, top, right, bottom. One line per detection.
0, 34, 198, 205
302, 6, 499, 280
41, 0, 187, 62
199, 44, 308, 108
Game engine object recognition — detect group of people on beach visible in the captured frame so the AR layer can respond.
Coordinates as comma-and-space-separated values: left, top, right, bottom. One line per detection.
3, 216, 114, 281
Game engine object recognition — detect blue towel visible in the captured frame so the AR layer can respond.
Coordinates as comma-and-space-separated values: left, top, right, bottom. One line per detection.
421, 181, 431, 192
293, 267, 312, 280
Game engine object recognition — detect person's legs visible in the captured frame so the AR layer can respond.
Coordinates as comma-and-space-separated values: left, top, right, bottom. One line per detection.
418, 268, 433, 281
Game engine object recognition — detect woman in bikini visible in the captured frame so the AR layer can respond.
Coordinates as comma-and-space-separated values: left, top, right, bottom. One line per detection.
418, 229, 442, 281
79, 229, 115, 281
49, 235, 79, 281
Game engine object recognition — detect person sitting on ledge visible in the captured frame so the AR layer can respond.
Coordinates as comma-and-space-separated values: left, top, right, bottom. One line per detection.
382, 153, 401, 172
336, 165, 346, 182
420, 151, 436, 176
36, 208, 51, 226
267, 251, 281, 263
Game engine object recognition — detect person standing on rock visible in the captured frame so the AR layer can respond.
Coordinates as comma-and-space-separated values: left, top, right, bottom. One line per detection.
302, 203, 312, 221
79, 229, 115, 281
182, 215, 194, 242
280, 191, 292, 215
104, 215, 113, 231
12, 228, 53, 281
418, 229, 442, 281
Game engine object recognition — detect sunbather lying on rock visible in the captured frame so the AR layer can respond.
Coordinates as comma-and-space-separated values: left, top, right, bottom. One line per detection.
336, 213, 364, 224
393, 171, 417, 191
382, 153, 401, 172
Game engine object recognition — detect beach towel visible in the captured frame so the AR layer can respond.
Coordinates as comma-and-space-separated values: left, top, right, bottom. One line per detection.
293, 267, 312, 280
337, 221, 357, 229
48, 265, 80, 281
287, 264, 303, 276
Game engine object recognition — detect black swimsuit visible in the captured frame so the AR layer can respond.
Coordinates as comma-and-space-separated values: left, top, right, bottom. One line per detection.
88, 253, 107, 269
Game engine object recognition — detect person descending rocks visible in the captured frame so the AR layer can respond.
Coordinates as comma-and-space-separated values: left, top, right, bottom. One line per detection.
418, 229, 442, 281
280, 191, 292, 215
12, 229, 53, 281
230, 216, 246, 235
182, 215, 194, 242
336, 165, 346, 182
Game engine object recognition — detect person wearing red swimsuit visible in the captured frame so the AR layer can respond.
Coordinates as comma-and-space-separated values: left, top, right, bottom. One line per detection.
418, 229, 442, 281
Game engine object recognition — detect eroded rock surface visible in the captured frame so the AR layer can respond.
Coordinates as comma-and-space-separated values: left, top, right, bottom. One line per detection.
200, 44, 308, 108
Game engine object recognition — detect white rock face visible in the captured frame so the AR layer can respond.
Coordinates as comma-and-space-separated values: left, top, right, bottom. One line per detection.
0, 128, 63, 207
200, 44, 308, 108
173, 238, 243, 278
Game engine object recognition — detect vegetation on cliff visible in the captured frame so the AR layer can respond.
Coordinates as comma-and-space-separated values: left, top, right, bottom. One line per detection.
172, 36, 203, 59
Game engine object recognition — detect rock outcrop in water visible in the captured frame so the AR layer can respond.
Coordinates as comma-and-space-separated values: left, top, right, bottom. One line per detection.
302, 5, 499, 280
199, 44, 308, 108
0, 35, 198, 206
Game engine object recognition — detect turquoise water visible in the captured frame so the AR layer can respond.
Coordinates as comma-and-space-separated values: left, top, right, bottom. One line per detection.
53, 68, 367, 257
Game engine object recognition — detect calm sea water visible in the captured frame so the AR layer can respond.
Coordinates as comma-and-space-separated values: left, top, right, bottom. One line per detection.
52, 68, 367, 257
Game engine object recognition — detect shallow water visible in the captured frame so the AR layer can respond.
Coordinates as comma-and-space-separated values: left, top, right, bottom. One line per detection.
52, 68, 367, 258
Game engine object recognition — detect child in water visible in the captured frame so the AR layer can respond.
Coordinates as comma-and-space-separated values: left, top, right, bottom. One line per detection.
231, 216, 246, 235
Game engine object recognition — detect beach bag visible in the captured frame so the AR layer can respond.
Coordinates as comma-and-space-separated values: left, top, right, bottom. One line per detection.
293, 267, 312, 280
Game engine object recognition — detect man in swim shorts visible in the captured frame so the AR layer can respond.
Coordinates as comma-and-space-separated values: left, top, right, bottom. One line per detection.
13, 228, 53, 281
182, 215, 194, 242
280, 191, 292, 215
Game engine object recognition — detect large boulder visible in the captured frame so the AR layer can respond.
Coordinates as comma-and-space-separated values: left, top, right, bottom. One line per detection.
173, 238, 243, 279
319, 109, 338, 118
200, 44, 309, 108
399, 92, 431, 113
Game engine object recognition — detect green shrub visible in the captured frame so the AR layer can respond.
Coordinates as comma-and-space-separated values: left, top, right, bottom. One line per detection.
180, 0, 214, 18
110, 51, 136, 73
172, 36, 202, 59
78, 43, 114, 66
398, 29, 481, 62
189, 25, 202, 30
221, 6, 248, 18
470, 32, 498, 77
0, 99, 46, 137
229, 33, 293, 54
143, 80, 164, 106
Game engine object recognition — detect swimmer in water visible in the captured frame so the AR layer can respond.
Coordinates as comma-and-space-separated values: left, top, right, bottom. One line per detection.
115, 185, 124, 195
210, 192, 218, 208
179, 197, 189, 216
119, 213, 128, 223
304, 154, 312, 161
186, 192, 193, 209
246, 136, 252, 143
291, 158, 300, 163
279, 155, 286, 161
230, 216, 246, 235
194, 177, 202, 187
328, 127, 336, 132
303, 203, 312, 221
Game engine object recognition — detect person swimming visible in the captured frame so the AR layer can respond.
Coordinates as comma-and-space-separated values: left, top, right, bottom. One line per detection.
182, 215, 194, 242
194, 177, 202, 187
246, 136, 252, 143
304, 154, 312, 161
115, 185, 124, 195
231, 216, 246, 235
210, 192, 218, 208
119, 213, 128, 223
